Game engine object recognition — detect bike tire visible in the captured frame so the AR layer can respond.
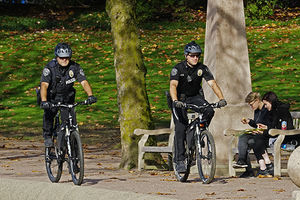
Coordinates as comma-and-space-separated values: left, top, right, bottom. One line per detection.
68, 131, 84, 185
196, 130, 216, 184
45, 138, 63, 183
172, 141, 190, 182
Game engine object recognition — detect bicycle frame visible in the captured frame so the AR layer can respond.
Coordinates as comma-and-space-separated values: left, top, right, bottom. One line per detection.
45, 101, 87, 185
173, 102, 218, 183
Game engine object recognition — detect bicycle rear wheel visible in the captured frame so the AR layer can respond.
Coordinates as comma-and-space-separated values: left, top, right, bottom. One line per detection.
68, 131, 84, 185
45, 137, 63, 183
172, 142, 190, 182
196, 130, 216, 184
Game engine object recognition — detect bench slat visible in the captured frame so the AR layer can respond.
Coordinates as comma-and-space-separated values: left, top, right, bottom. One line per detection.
142, 146, 172, 153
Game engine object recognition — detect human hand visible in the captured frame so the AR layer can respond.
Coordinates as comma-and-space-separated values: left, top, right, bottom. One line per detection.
241, 118, 249, 124
257, 123, 268, 130
253, 129, 263, 134
173, 100, 185, 108
40, 101, 51, 109
218, 99, 227, 107
87, 95, 97, 105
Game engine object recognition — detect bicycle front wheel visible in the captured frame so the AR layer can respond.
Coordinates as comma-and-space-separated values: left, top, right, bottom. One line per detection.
68, 131, 84, 185
196, 130, 216, 184
45, 138, 63, 183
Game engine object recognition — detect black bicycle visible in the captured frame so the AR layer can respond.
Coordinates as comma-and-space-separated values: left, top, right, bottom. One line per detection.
173, 103, 219, 183
45, 100, 89, 185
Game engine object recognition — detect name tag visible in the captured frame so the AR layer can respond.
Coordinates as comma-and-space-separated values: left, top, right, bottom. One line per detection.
180, 74, 185, 76
66, 78, 76, 84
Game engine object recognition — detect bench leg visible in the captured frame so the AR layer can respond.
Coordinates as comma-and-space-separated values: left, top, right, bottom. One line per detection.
229, 151, 236, 177
138, 151, 145, 171
167, 153, 173, 170
137, 135, 149, 171
273, 135, 285, 177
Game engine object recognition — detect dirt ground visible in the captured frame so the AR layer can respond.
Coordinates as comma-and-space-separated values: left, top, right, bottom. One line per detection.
0, 134, 299, 200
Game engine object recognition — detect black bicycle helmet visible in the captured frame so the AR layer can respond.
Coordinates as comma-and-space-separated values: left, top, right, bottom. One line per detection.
184, 41, 202, 55
54, 43, 72, 58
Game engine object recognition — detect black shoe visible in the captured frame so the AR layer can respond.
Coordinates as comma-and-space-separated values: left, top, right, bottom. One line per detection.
266, 163, 274, 175
175, 161, 186, 173
233, 160, 248, 168
44, 137, 54, 147
256, 169, 272, 177
239, 170, 254, 178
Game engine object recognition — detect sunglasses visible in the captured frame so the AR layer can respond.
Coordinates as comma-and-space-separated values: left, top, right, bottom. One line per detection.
188, 54, 200, 58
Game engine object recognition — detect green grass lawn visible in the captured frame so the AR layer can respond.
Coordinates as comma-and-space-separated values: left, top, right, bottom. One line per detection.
0, 12, 299, 134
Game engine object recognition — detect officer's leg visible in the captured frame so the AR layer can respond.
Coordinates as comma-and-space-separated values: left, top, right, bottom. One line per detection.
186, 95, 215, 125
172, 106, 188, 161
172, 105, 188, 173
43, 109, 57, 147
57, 107, 70, 150
174, 121, 186, 162
70, 107, 77, 126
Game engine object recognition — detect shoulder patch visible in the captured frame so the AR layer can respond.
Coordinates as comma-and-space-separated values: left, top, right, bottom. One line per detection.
79, 69, 85, 76
171, 68, 178, 76
43, 68, 50, 76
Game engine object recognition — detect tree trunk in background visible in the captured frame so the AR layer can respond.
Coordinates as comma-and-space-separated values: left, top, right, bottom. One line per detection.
106, 0, 152, 169
202, 0, 252, 175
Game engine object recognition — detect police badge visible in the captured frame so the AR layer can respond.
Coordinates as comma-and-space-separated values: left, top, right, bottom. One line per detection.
69, 70, 74, 78
197, 69, 203, 76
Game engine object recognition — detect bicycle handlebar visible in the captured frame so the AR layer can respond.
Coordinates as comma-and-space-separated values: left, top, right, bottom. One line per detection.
183, 102, 220, 111
51, 100, 89, 109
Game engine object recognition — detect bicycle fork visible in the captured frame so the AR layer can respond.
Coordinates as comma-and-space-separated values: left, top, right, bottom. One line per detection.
195, 125, 202, 155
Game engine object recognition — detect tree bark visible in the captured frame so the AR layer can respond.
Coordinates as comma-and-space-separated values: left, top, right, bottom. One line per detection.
106, 0, 152, 169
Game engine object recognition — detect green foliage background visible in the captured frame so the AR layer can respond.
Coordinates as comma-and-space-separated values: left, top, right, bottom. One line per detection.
0, 3, 299, 135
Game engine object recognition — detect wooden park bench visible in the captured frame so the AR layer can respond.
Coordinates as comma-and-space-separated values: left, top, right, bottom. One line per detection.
134, 117, 174, 171
134, 113, 198, 171
224, 111, 300, 177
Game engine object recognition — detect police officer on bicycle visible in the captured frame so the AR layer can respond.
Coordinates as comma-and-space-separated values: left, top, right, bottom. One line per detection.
40, 43, 97, 147
169, 41, 227, 173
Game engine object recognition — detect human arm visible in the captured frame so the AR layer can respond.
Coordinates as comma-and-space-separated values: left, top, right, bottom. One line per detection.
40, 82, 51, 109
207, 80, 224, 100
40, 82, 49, 101
207, 79, 227, 107
169, 80, 184, 108
170, 80, 179, 101
80, 80, 93, 97
80, 80, 97, 104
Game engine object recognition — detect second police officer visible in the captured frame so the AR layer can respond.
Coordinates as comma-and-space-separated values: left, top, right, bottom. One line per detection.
169, 41, 227, 173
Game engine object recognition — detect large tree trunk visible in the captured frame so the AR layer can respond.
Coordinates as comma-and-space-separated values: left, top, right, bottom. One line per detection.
106, 0, 152, 169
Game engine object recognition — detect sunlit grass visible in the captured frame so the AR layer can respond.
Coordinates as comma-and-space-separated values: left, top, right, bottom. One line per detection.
0, 13, 299, 134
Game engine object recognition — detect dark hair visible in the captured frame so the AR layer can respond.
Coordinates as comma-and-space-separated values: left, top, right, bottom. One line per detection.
262, 91, 278, 105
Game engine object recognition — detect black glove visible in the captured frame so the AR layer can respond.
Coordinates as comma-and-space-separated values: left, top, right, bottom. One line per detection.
87, 95, 97, 105
218, 99, 227, 107
40, 101, 51, 109
173, 100, 185, 108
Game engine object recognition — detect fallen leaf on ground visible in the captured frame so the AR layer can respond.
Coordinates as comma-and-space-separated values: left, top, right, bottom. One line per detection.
273, 189, 285, 192
156, 192, 173, 195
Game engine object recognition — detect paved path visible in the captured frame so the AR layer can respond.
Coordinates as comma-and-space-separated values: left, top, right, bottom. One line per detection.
0, 135, 299, 200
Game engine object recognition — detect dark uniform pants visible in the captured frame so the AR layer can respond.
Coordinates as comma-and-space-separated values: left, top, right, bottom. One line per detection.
172, 95, 215, 162
43, 107, 76, 138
